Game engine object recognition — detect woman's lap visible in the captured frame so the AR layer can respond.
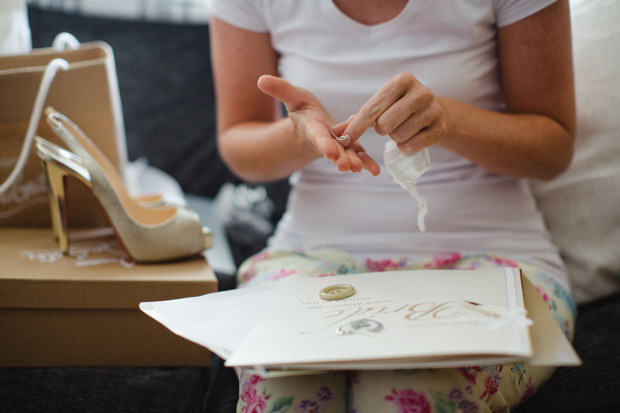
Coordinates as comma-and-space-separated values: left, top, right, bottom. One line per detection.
236, 248, 576, 412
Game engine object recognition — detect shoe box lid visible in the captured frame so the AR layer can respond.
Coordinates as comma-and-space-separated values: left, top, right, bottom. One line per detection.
0, 227, 218, 310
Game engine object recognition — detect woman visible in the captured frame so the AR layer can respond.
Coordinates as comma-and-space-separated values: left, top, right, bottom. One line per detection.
209, 1, 576, 411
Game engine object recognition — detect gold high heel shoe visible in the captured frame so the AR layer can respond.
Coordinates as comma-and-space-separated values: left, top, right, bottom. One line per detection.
35, 107, 212, 262
34, 138, 176, 240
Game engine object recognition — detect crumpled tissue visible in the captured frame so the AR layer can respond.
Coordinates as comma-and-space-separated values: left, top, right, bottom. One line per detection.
383, 141, 431, 231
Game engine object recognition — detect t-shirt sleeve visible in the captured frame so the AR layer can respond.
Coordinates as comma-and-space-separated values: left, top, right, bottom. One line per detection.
494, 0, 558, 27
208, 0, 268, 32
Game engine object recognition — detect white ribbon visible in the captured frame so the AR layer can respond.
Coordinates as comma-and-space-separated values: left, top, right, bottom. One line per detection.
52, 32, 80, 51
485, 308, 533, 330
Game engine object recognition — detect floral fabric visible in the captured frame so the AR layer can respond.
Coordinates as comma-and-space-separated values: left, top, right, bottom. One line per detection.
236, 247, 576, 413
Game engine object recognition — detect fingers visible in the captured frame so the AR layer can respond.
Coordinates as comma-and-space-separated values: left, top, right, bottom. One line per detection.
257, 75, 311, 112
330, 115, 354, 146
356, 150, 381, 176
319, 136, 380, 176
317, 137, 352, 172
304, 119, 340, 161
330, 119, 349, 137
373, 86, 434, 137
337, 72, 446, 154
345, 147, 362, 173
341, 72, 417, 143
395, 117, 447, 154
333, 143, 380, 176
387, 99, 443, 144
258, 75, 341, 161
257, 75, 381, 176
335, 145, 352, 172
304, 114, 381, 175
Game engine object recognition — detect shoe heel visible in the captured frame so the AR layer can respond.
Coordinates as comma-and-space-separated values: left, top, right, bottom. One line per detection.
40, 159, 70, 253
36, 137, 93, 254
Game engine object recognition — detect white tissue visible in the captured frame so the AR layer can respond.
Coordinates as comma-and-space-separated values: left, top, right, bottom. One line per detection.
383, 141, 431, 231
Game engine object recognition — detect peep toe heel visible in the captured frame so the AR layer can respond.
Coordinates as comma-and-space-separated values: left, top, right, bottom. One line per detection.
35, 138, 174, 241
35, 107, 212, 262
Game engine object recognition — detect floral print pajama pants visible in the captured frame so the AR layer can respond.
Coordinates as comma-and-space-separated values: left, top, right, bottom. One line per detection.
235, 248, 576, 413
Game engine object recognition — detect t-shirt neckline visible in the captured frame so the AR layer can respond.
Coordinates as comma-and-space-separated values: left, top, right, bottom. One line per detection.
325, 0, 420, 33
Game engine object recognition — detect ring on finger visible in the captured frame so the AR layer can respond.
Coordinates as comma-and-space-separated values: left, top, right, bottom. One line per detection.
331, 131, 351, 146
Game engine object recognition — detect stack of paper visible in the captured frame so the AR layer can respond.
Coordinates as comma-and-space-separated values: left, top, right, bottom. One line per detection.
140, 268, 580, 373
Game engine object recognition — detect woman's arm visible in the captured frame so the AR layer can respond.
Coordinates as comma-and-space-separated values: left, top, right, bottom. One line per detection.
210, 17, 299, 182
443, 0, 575, 179
210, 18, 378, 182
334, 0, 575, 180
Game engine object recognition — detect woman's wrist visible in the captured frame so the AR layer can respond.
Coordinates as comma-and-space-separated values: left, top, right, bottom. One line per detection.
219, 117, 322, 182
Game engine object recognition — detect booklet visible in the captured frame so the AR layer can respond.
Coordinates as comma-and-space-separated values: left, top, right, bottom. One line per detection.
141, 268, 581, 374
225, 268, 534, 369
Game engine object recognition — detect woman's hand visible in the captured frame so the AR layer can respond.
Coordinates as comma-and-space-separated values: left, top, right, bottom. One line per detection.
258, 75, 380, 176
330, 72, 448, 155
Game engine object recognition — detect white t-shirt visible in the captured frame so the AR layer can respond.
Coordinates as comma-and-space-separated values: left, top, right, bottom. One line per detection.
210, 0, 569, 288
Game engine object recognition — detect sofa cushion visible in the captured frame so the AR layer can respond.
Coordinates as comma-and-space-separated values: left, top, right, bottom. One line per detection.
530, 0, 620, 304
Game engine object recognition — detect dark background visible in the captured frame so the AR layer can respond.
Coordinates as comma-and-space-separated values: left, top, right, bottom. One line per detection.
29, 6, 230, 197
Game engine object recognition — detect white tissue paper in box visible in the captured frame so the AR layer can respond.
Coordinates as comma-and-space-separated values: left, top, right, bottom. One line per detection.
0, 0, 31, 56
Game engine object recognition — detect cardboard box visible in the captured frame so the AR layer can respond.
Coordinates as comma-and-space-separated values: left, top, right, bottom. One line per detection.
0, 227, 218, 367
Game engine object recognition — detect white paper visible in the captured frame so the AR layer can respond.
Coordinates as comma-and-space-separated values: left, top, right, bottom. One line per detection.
383, 141, 430, 231
139, 283, 279, 360
140, 268, 581, 373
